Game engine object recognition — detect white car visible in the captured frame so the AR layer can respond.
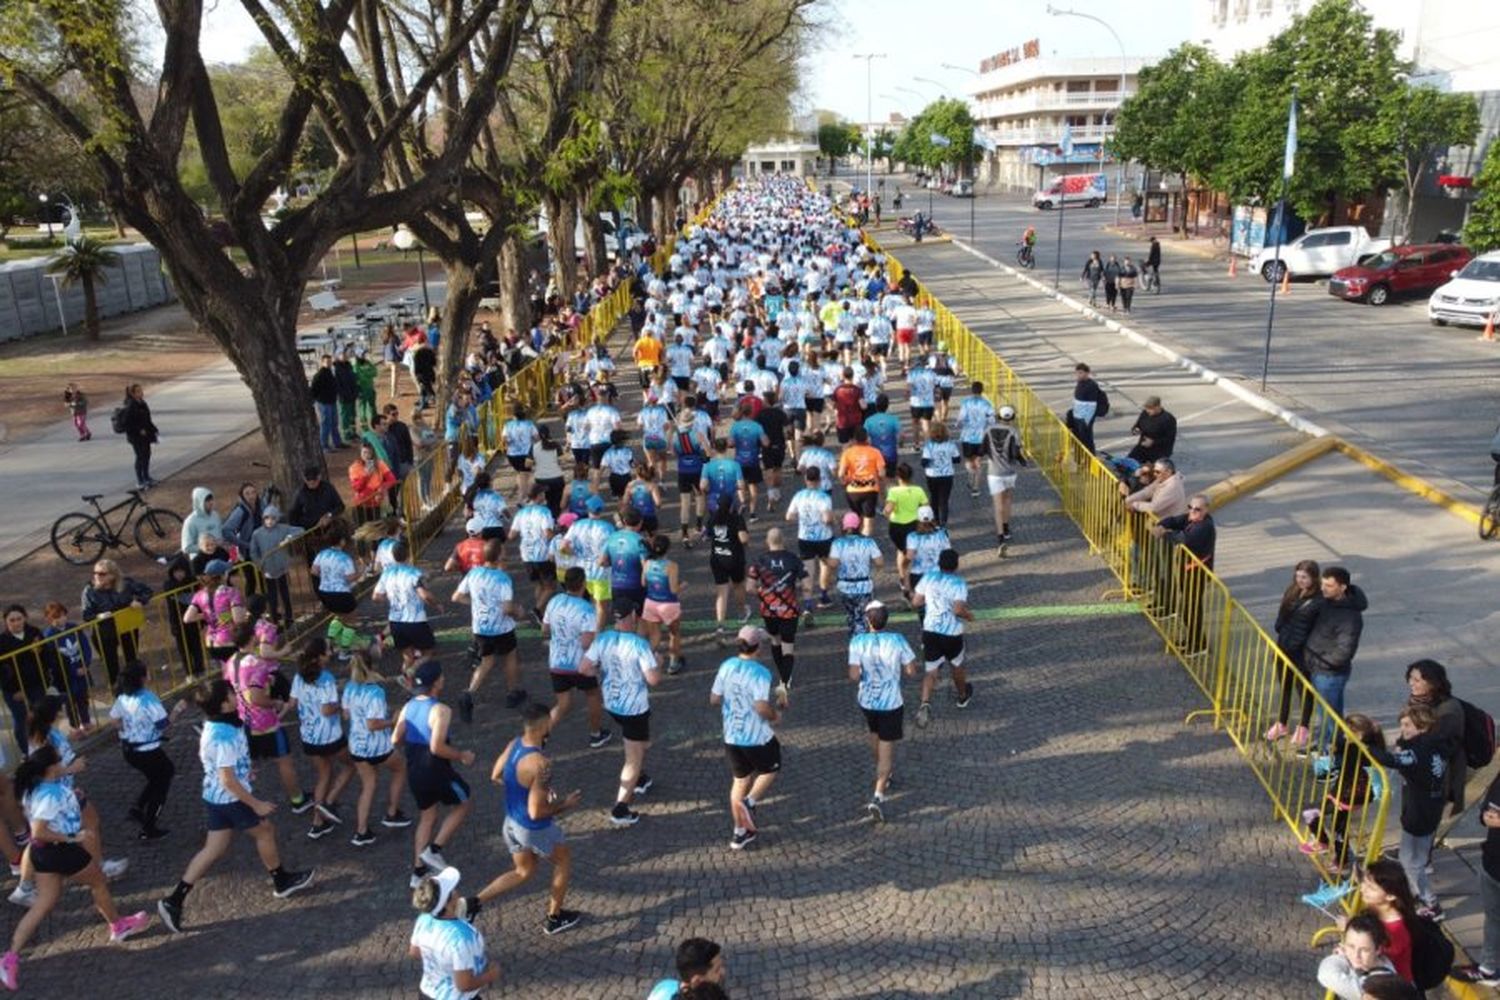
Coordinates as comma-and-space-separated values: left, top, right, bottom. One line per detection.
1247, 225, 1390, 282
1428, 251, 1500, 327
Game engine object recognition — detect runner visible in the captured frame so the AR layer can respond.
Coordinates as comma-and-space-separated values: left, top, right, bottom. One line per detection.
672, 405, 712, 546
625, 463, 664, 535
465, 702, 583, 935
561, 495, 615, 630
892, 295, 918, 371
507, 484, 558, 623
647, 938, 728, 1000
289, 639, 354, 839
828, 512, 884, 638
884, 465, 929, 601
585, 388, 622, 492
601, 430, 637, 501
602, 509, 650, 622
633, 329, 663, 390
700, 437, 745, 519
638, 392, 673, 481
443, 517, 487, 574
502, 404, 540, 500
957, 382, 997, 497
746, 528, 806, 707
391, 661, 475, 888
372, 539, 441, 681
847, 602, 917, 822
919, 423, 961, 527
409, 867, 498, 997
580, 611, 661, 827
837, 426, 886, 536
309, 521, 368, 656
903, 506, 951, 597
706, 496, 752, 646
341, 650, 411, 847
711, 627, 783, 852
157, 679, 315, 935
985, 405, 1026, 556
451, 537, 522, 723
107, 660, 185, 841
785, 468, 835, 617
796, 430, 837, 494
226, 623, 310, 818
907, 356, 937, 445
642, 535, 685, 675
729, 401, 770, 517
863, 394, 901, 476
911, 548, 975, 728
543, 568, 610, 749
831, 367, 865, 444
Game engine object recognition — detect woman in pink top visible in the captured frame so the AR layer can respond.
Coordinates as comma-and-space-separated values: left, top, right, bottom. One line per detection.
183, 559, 248, 669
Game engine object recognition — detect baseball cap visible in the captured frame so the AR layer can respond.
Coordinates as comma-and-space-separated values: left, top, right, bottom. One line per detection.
203, 558, 232, 576
427, 866, 461, 915
412, 660, 443, 690
558, 512, 579, 528
916, 505, 935, 522
465, 516, 483, 535
841, 512, 862, 530
736, 625, 767, 646
586, 495, 606, 514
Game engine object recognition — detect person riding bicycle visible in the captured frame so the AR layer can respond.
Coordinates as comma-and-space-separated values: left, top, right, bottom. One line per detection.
1020, 226, 1037, 265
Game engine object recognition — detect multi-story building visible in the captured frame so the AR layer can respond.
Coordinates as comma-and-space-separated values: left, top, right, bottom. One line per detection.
967, 44, 1144, 195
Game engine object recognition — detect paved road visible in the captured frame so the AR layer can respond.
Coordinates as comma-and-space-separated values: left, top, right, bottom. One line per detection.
12, 332, 1319, 998
902, 184, 1500, 501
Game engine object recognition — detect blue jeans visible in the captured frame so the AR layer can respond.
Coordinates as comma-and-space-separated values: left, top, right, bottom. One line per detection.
318, 402, 342, 450
1311, 670, 1348, 750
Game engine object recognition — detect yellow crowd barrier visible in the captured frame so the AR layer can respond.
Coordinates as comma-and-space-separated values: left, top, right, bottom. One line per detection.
875, 238, 1390, 932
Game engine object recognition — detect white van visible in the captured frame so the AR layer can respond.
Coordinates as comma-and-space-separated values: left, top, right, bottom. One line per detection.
1032, 173, 1107, 210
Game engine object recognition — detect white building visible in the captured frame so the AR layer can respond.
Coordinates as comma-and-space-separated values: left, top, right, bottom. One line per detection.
739, 138, 821, 178
967, 48, 1144, 194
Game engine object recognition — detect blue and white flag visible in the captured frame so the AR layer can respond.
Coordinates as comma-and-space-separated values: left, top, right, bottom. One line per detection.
1060, 123, 1074, 157
929, 132, 953, 148
1282, 89, 1298, 181
972, 127, 997, 153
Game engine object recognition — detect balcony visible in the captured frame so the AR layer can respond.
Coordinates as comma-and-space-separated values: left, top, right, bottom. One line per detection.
984, 124, 1112, 146
972, 89, 1132, 121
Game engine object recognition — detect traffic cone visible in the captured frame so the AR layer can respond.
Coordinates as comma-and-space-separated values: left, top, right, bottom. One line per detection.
1227, 255, 1237, 278
1483, 311, 1496, 343
1279, 268, 1291, 295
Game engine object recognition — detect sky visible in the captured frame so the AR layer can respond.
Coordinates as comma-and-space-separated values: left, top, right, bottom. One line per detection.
801, 0, 1194, 122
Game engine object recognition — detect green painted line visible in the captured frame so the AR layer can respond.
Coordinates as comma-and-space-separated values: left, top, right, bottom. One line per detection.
431, 601, 1140, 641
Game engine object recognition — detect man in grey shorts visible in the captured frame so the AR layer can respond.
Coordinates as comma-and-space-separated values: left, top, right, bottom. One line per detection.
463, 702, 583, 935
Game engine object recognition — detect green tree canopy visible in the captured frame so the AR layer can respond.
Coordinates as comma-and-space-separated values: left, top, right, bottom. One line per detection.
1374, 83, 1481, 238
1463, 141, 1500, 254
1110, 43, 1234, 189
893, 98, 974, 171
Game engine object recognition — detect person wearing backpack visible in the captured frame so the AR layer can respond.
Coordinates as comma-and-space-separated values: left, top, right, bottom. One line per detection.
1372, 704, 1454, 923
1405, 659, 1467, 812
1065, 362, 1107, 455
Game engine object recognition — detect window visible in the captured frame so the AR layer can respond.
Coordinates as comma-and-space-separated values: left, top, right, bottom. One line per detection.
1398, 253, 1426, 267
1324, 231, 1351, 246
1095, 78, 1119, 92
1066, 80, 1091, 93
1298, 233, 1329, 248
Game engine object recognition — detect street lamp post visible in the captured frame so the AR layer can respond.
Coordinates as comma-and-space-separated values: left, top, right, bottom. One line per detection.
1046, 4, 1129, 227
852, 53, 887, 197
392, 227, 430, 312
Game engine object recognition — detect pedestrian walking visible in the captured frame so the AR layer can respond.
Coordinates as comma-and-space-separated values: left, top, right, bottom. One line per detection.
1102, 254, 1121, 311
63, 382, 90, 441
710, 627, 782, 851
847, 601, 917, 822
1145, 236, 1162, 291
579, 610, 661, 827
119, 383, 159, 488
1119, 256, 1138, 313
1081, 251, 1103, 306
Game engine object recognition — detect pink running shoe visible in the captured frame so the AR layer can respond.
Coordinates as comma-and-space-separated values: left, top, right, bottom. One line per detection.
109, 911, 152, 943
1298, 839, 1327, 856
0, 951, 17, 991
1289, 725, 1311, 748
1264, 722, 1288, 741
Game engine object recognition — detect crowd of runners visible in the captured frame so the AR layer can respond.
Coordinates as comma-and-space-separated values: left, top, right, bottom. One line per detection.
1, 176, 1031, 998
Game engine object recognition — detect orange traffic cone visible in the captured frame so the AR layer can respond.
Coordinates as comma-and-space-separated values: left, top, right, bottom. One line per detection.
1227, 255, 1237, 278
1279, 268, 1291, 295
1483, 311, 1496, 342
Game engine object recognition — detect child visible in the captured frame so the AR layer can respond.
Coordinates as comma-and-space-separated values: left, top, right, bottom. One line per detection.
62, 382, 90, 442
107, 660, 185, 840
289, 640, 354, 839
250, 505, 302, 628
1316, 912, 1398, 1000
341, 651, 410, 846
1299, 713, 1385, 870
1373, 703, 1451, 921
40, 602, 93, 730
1, 745, 151, 990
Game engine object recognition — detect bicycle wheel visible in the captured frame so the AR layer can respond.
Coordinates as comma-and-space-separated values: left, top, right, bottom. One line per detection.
135, 507, 185, 560
1481, 488, 1500, 540
52, 513, 107, 566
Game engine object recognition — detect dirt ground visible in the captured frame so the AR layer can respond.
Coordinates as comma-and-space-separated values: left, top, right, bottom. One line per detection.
0, 248, 448, 608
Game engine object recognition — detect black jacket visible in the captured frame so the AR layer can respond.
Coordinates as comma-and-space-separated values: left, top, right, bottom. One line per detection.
1273, 593, 1322, 667
121, 395, 158, 445
1302, 585, 1368, 675
1375, 731, 1452, 837
222, 498, 263, 552
309, 367, 338, 405
1146, 241, 1162, 268
1127, 408, 1177, 463
288, 480, 345, 531
332, 360, 358, 402
0, 625, 60, 698
1156, 512, 1216, 570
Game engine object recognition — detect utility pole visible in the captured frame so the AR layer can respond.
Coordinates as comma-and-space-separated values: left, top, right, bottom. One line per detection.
853, 53, 887, 196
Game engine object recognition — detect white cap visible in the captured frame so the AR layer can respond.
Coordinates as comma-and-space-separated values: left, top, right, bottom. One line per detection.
430, 866, 461, 914
998, 405, 1016, 421
917, 505, 935, 522
465, 517, 483, 535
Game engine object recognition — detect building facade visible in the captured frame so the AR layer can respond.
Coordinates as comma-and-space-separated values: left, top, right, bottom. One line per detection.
738, 138, 821, 179
968, 46, 1143, 195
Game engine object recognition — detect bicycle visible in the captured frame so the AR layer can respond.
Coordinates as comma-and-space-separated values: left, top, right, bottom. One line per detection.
51, 489, 184, 566
1482, 482, 1500, 541
1016, 243, 1036, 270
1142, 265, 1161, 294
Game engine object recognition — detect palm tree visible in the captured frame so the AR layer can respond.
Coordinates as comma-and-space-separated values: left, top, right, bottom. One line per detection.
46, 236, 122, 342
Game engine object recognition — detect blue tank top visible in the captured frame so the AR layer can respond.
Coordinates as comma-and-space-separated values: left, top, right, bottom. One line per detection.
644, 559, 677, 602
628, 481, 657, 516
400, 698, 436, 765
502, 742, 550, 831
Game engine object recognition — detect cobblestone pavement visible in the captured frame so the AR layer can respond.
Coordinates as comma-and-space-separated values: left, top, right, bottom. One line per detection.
6, 338, 1323, 998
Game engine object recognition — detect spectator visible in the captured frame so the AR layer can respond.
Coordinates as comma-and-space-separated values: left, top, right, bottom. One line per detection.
188, 530, 232, 578
309, 355, 342, 451
1317, 913, 1398, 1000
250, 505, 303, 629
353, 345, 378, 431
80, 559, 150, 692
63, 381, 90, 442
348, 442, 397, 521
0, 606, 62, 751
1127, 396, 1177, 463
1354, 859, 1420, 985
1454, 769, 1500, 987
1370, 704, 1452, 922
412, 338, 438, 410
1405, 659, 1466, 812
1124, 458, 1187, 518
161, 553, 206, 679
1149, 493, 1215, 654
39, 603, 92, 730
1266, 559, 1322, 748
178, 486, 223, 555
120, 383, 159, 489
221, 483, 264, 561
333, 347, 359, 442
1065, 362, 1104, 454
1302, 566, 1368, 752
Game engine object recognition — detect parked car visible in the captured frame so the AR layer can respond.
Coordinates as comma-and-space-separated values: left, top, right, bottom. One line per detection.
1328, 243, 1473, 306
951, 178, 974, 198
1248, 225, 1392, 282
1428, 251, 1500, 327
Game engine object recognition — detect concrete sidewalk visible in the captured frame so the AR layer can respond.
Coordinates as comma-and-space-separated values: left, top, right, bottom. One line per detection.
0, 283, 444, 568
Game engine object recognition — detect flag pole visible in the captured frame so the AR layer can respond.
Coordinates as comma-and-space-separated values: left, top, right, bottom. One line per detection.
1259, 86, 1297, 392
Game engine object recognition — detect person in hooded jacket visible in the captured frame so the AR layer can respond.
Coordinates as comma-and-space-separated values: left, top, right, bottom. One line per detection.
1371, 703, 1454, 921
179, 487, 224, 555
1302, 565, 1368, 753
221, 483, 265, 597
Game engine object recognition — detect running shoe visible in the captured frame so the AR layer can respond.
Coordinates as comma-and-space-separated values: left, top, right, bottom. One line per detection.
1264, 722, 1289, 742
316, 801, 343, 824
350, 830, 377, 847
307, 823, 334, 840
157, 897, 184, 935
457, 896, 482, 923
609, 804, 640, 827
1, 950, 18, 990
419, 846, 448, 871
272, 868, 316, 899
915, 702, 932, 729
1453, 965, 1500, 987
634, 774, 653, 796
139, 825, 169, 841
543, 909, 582, 935
955, 685, 973, 709
504, 689, 528, 710
458, 691, 475, 725
409, 865, 432, 889
102, 858, 129, 880
109, 911, 152, 943
6, 884, 34, 909
866, 795, 885, 823
382, 810, 413, 828
1297, 839, 1326, 856
730, 830, 757, 851
666, 656, 684, 676
715, 628, 729, 648
289, 792, 315, 815
740, 607, 754, 625
774, 682, 789, 709
1289, 725, 1310, 749
588, 729, 613, 749
817, 592, 834, 609
800, 609, 814, 626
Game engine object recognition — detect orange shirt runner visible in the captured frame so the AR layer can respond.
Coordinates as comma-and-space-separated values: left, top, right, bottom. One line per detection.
838, 444, 886, 494
633, 335, 663, 371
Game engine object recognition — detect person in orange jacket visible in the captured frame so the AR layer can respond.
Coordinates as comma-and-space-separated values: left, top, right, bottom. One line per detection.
349, 442, 398, 518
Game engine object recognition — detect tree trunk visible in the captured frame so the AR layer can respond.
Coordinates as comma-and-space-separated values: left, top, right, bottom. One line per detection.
662, 183, 681, 237
437, 260, 482, 405
110, 209, 127, 239
497, 232, 531, 341
577, 192, 608, 280
543, 193, 579, 305
82, 276, 99, 341
637, 192, 657, 243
